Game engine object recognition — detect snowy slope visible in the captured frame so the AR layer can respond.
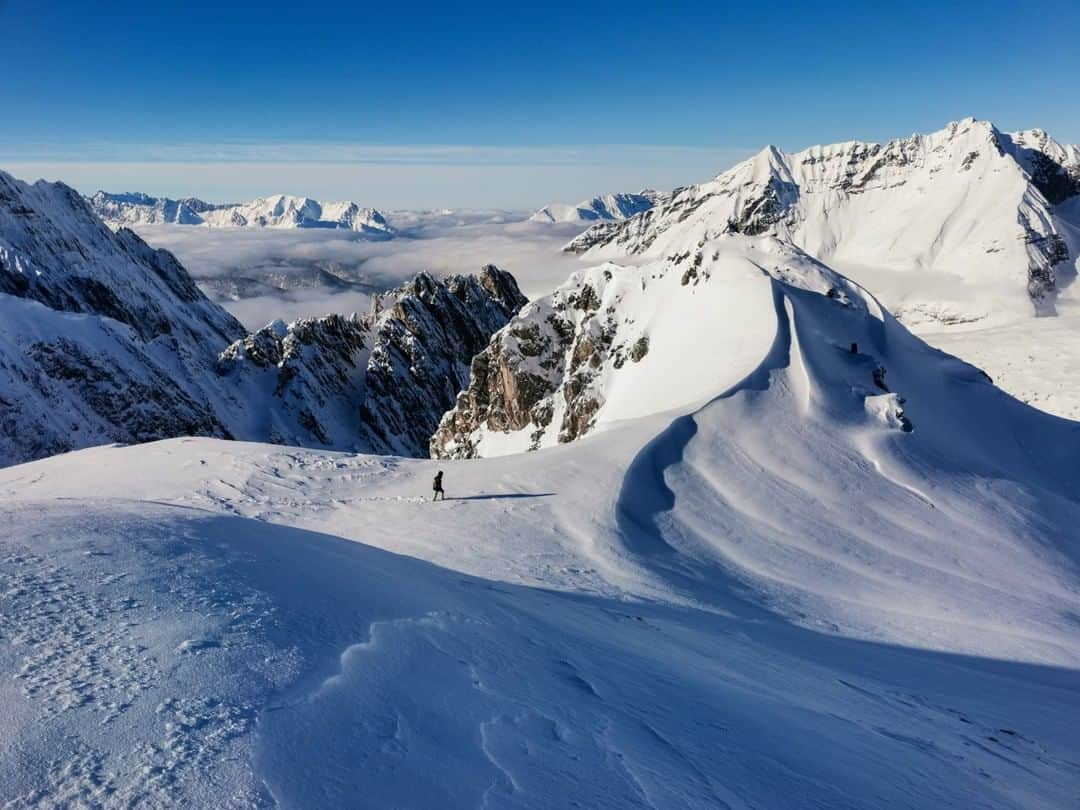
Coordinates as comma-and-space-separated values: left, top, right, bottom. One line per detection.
1, 373, 1078, 808
566, 120, 1078, 323
3, 222, 1079, 807
529, 191, 666, 223
90, 191, 395, 236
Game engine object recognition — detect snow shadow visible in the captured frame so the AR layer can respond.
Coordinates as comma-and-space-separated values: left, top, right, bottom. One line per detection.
448, 492, 555, 501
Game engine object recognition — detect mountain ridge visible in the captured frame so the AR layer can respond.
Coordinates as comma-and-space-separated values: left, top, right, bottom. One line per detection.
0, 173, 524, 466
89, 190, 395, 236
565, 119, 1079, 322
529, 190, 668, 224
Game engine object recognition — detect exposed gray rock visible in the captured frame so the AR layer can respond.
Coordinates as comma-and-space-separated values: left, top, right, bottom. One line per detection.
218, 266, 526, 456
431, 269, 641, 458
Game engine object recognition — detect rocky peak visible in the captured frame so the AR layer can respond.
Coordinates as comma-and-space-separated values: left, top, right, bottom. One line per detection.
563, 119, 1077, 318
218, 267, 527, 456
431, 235, 886, 459
1005, 129, 1080, 205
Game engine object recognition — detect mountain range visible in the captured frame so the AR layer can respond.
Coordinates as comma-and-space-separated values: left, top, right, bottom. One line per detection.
436, 119, 1080, 454
0, 172, 523, 467
3, 120, 1080, 807
89, 191, 396, 236
567, 119, 1079, 325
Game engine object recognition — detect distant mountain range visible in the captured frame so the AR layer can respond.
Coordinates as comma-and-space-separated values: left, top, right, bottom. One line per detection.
4, 117, 1079, 467
89, 191, 396, 236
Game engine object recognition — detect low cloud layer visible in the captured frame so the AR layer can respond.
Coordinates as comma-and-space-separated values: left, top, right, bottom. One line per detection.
136, 218, 590, 330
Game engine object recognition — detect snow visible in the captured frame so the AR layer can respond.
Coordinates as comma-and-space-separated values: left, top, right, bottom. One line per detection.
923, 307, 1080, 421
553, 119, 1080, 420
4, 120, 1080, 806
2, 402, 1078, 807
3, 230, 1080, 805
529, 191, 663, 224
570, 119, 1077, 325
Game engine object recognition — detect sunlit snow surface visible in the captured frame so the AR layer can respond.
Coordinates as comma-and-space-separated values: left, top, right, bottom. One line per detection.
3, 243, 1079, 806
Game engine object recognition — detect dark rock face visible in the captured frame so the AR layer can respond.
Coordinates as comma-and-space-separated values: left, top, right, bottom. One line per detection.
30, 338, 231, 443
218, 266, 527, 456
1019, 149, 1080, 205
724, 176, 800, 236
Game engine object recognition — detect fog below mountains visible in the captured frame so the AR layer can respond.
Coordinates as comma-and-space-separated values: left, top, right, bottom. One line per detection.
136, 218, 586, 329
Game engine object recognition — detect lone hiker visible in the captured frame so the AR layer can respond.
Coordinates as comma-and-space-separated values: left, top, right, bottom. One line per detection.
432, 470, 446, 501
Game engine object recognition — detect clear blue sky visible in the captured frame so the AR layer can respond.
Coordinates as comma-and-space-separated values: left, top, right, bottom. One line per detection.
2, 0, 1079, 207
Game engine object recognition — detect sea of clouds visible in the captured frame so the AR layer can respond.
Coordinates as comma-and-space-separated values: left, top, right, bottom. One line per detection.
135, 215, 588, 330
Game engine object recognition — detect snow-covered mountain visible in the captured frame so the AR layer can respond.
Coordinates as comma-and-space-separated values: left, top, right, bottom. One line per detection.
90, 191, 395, 236
529, 190, 667, 224
4, 124, 1080, 806
0, 171, 247, 465
0, 173, 524, 466
218, 267, 526, 456
4, 226, 1078, 805
565, 120, 1080, 323
87, 191, 220, 225
432, 229, 1080, 458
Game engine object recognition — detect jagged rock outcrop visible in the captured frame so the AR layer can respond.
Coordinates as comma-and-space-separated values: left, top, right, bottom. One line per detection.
218, 265, 527, 456
0, 171, 247, 466
565, 119, 1080, 319
89, 191, 395, 236
1010, 129, 1080, 205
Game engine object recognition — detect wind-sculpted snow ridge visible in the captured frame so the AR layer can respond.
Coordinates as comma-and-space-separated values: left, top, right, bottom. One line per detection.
1, 393, 1078, 807
566, 119, 1080, 320
218, 265, 527, 456
434, 235, 877, 456
0, 171, 247, 466
529, 190, 669, 224
2, 219, 1079, 801
90, 190, 395, 236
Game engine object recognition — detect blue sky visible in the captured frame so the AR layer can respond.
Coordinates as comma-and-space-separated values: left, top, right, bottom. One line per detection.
2, 0, 1079, 207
